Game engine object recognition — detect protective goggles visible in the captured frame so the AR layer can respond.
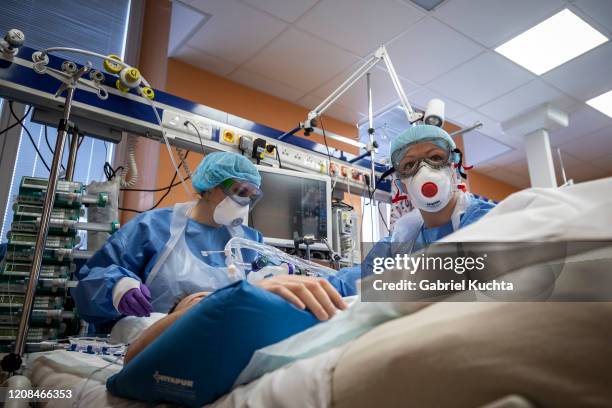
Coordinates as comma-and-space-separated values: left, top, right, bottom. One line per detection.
220, 178, 263, 207
396, 154, 451, 179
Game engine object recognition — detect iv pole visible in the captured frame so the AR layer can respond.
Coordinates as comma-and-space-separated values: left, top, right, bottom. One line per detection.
1, 63, 90, 373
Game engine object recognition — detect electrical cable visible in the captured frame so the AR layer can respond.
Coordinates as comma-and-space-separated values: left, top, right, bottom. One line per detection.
184, 120, 205, 154
377, 201, 390, 233
318, 116, 334, 171
365, 173, 390, 234
8, 101, 51, 172
275, 145, 283, 169
103, 162, 124, 181
0, 108, 31, 137
318, 116, 340, 197
44, 125, 66, 171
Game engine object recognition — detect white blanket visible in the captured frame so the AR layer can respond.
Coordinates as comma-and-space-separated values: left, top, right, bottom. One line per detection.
443, 177, 612, 242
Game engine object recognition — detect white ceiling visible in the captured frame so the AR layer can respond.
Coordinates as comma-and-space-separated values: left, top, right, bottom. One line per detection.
170, 0, 612, 189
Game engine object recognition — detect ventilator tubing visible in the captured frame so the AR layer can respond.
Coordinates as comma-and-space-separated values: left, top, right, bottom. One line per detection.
224, 237, 337, 279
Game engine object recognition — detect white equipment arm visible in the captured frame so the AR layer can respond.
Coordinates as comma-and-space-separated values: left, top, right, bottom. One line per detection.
304, 45, 422, 130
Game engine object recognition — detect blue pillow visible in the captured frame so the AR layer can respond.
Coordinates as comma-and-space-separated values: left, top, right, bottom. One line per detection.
106, 280, 319, 407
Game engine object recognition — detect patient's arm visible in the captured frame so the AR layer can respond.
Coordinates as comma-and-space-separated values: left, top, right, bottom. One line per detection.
124, 292, 208, 364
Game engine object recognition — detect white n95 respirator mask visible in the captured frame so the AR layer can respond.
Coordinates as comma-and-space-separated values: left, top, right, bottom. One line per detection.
402, 163, 454, 213
213, 196, 249, 226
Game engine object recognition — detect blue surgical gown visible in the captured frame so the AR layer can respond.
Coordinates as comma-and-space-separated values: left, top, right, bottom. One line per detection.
337, 195, 496, 295
73, 207, 353, 327
73, 207, 264, 325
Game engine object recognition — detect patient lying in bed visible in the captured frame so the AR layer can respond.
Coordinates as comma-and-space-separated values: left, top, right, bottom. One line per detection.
123, 292, 208, 364
122, 274, 347, 365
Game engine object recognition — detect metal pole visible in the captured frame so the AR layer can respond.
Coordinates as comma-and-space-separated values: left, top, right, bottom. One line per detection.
5, 87, 75, 370
367, 73, 375, 190
65, 127, 79, 181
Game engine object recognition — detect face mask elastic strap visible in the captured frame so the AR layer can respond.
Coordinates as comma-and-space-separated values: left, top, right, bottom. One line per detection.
452, 148, 472, 179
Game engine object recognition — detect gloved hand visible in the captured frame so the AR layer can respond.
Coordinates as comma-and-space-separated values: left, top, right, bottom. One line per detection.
117, 284, 153, 317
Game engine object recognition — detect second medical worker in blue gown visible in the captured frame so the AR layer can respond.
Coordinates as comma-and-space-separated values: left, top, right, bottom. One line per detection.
74, 151, 347, 327
338, 124, 496, 292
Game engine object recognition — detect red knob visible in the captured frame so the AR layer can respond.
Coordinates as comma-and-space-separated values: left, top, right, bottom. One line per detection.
421, 182, 438, 198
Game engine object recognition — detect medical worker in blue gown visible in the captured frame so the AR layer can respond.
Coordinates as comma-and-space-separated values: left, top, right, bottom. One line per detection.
337, 124, 496, 293
74, 152, 347, 328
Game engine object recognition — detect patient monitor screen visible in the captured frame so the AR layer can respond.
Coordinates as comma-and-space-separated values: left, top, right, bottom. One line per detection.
249, 171, 328, 242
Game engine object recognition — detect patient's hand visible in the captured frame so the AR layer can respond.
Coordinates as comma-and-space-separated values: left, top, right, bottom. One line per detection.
254, 275, 347, 321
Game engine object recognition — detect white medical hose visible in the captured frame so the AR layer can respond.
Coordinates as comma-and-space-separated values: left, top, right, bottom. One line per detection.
120, 134, 138, 187
141, 90, 193, 197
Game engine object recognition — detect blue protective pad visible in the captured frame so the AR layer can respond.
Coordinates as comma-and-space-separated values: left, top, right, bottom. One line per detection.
106, 280, 319, 407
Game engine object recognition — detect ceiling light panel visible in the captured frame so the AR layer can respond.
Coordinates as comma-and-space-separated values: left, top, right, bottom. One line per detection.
587, 90, 612, 119
495, 9, 608, 75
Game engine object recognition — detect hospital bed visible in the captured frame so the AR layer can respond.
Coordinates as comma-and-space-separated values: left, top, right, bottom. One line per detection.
24, 300, 612, 408
20, 177, 612, 407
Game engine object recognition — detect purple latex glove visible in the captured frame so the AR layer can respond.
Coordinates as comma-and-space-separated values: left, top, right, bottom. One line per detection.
117, 284, 153, 317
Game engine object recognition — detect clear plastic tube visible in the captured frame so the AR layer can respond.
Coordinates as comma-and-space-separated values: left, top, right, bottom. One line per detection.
224, 237, 337, 278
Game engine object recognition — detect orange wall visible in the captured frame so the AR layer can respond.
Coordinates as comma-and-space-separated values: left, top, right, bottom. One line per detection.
468, 171, 519, 202
120, 0, 170, 223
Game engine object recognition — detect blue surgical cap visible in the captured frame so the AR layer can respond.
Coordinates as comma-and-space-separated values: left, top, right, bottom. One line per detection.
192, 151, 261, 193
390, 124, 457, 168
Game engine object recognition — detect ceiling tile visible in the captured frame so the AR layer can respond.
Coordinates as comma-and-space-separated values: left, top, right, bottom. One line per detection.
484, 149, 527, 166
408, 87, 471, 120
298, 94, 364, 125
566, 163, 610, 182
428, 52, 534, 108
543, 42, 612, 101
240, 0, 318, 22
434, 0, 565, 47
173, 45, 238, 76
188, 0, 287, 64
503, 158, 530, 178
591, 153, 612, 172
247, 29, 360, 93
455, 110, 521, 146
479, 79, 577, 122
296, 0, 424, 57
386, 17, 484, 85
169, 1, 208, 56
311, 65, 418, 118
463, 131, 514, 166
549, 105, 612, 146
228, 68, 306, 102
485, 167, 530, 188
557, 125, 612, 160
574, 0, 612, 34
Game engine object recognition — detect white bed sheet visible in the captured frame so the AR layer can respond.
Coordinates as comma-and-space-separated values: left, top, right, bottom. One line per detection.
25, 343, 348, 408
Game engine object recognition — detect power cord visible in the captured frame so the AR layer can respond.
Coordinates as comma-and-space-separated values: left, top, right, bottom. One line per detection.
8, 101, 51, 172
44, 125, 66, 172
184, 120, 205, 154
0, 104, 31, 137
